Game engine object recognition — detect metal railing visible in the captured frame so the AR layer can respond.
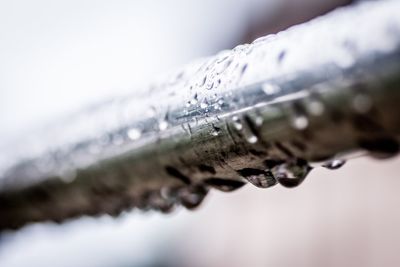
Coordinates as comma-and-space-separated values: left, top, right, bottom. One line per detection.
1, 0, 400, 230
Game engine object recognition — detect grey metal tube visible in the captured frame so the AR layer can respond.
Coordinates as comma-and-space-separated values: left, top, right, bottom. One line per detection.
1, 0, 400, 229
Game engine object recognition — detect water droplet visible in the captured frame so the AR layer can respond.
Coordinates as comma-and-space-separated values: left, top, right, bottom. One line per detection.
292, 115, 309, 130
237, 168, 276, 188
241, 64, 248, 75
271, 159, 312, 188
246, 135, 258, 144
246, 173, 275, 188
262, 83, 281, 95
127, 128, 141, 140
200, 102, 208, 109
148, 191, 175, 214
158, 120, 168, 131
60, 170, 77, 183
323, 159, 346, 170
205, 81, 214, 90
199, 76, 206, 87
353, 94, 372, 113
232, 115, 259, 144
211, 124, 221, 136
178, 185, 208, 210
111, 134, 124, 146
160, 186, 177, 200
191, 93, 198, 104
254, 116, 263, 126
211, 129, 219, 136
216, 58, 232, 74
214, 98, 224, 110
232, 116, 243, 130
308, 100, 324, 116
277, 50, 286, 63
136, 192, 152, 211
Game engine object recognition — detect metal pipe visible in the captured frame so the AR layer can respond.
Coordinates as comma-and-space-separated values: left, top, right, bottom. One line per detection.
1, 0, 400, 230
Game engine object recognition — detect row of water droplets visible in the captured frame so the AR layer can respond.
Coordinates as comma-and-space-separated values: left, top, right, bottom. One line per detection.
136, 184, 210, 214
53, 0, 400, 213
167, 21, 368, 194
139, 159, 348, 214
237, 159, 347, 190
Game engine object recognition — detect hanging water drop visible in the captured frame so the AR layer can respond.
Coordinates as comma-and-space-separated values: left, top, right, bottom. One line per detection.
178, 185, 208, 210
148, 191, 175, 214
160, 186, 178, 200
323, 159, 346, 170
237, 168, 276, 188
271, 159, 312, 188
136, 192, 152, 211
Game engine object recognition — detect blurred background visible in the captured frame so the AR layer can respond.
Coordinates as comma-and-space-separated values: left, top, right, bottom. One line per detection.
2, 0, 400, 266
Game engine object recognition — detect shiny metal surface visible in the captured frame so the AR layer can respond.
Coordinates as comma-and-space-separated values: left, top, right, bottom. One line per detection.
1, 0, 400, 229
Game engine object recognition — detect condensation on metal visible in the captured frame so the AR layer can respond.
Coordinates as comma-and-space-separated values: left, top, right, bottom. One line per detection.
1, 0, 400, 229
